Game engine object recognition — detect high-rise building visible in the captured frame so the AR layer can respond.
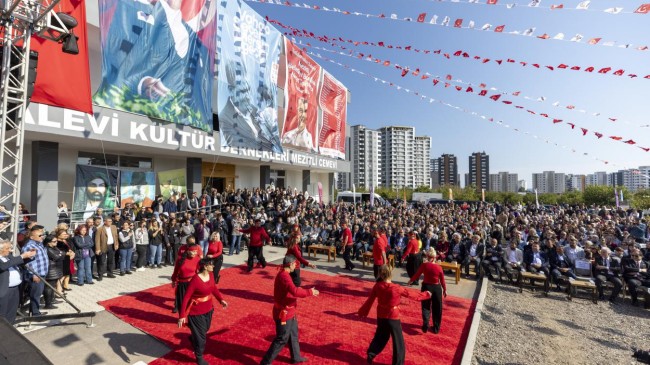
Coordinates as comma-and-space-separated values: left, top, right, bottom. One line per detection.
489, 172, 518, 192
437, 154, 458, 186
532, 171, 566, 193
569, 174, 586, 192
586, 171, 608, 186
430, 158, 440, 189
608, 170, 625, 187
379, 126, 414, 188
518, 180, 527, 192
468, 152, 489, 193
623, 166, 650, 192
350, 125, 381, 190
413, 136, 432, 188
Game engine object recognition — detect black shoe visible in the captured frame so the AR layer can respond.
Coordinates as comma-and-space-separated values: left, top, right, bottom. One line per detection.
120, 272, 125, 276
598, 294, 605, 300
31, 312, 48, 317
97, 277, 103, 281
196, 356, 208, 365
422, 325, 428, 333
107, 274, 116, 278
44, 305, 57, 310
432, 326, 440, 334
157, 265, 163, 268
126, 271, 132, 275
291, 357, 308, 364
87, 282, 95, 285
367, 353, 375, 364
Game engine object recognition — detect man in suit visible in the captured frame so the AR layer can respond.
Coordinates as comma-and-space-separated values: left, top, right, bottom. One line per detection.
95, 217, 119, 280
523, 242, 549, 276
0, 240, 36, 323
621, 248, 650, 305
481, 238, 503, 281
549, 245, 576, 291
446, 233, 466, 264
502, 240, 523, 283
463, 234, 484, 279
594, 247, 623, 302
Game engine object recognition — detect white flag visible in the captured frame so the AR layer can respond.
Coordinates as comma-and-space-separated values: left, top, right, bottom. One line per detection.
604, 7, 623, 14
468, 0, 479, 3
390, 13, 397, 19
570, 33, 583, 42
442, 16, 450, 26
576, 1, 590, 10
507, 4, 516, 8
468, 20, 475, 28
619, 44, 631, 48
528, 0, 541, 7
552, 101, 560, 106
481, 23, 492, 31
430, 15, 438, 24
553, 33, 565, 40
602, 41, 615, 46
537, 96, 546, 101
322, 6, 330, 11
523, 27, 535, 36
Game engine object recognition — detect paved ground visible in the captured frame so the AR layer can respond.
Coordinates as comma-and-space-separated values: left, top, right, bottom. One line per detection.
17, 246, 477, 365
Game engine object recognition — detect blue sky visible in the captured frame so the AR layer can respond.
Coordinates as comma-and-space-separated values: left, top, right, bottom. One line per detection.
247, 0, 650, 186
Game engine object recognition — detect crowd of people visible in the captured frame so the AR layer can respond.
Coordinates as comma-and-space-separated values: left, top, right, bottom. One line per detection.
1, 185, 650, 364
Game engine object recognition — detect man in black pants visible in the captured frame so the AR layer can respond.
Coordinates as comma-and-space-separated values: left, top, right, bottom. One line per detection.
339, 222, 354, 271
240, 219, 270, 272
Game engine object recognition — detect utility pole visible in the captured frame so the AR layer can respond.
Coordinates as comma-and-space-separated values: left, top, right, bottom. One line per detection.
1, 0, 76, 245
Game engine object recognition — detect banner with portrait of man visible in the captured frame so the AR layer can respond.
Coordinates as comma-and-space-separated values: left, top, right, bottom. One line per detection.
72, 165, 119, 221
157, 168, 186, 200
93, 0, 217, 132
216, 0, 283, 153
318, 72, 347, 159
282, 40, 321, 153
120, 171, 156, 208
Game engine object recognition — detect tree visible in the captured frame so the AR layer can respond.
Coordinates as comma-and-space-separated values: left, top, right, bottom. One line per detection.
583, 185, 616, 206
631, 189, 650, 210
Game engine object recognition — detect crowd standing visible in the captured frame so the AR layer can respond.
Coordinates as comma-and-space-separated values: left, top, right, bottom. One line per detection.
1, 185, 649, 363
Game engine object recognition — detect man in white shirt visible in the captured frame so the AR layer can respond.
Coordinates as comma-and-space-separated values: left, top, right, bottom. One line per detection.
0, 240, 36, 323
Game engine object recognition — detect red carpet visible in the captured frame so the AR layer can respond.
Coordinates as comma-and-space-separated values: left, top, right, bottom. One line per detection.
99, 266, 475, 365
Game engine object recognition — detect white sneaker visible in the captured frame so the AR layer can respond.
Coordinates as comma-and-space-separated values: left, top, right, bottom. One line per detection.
136, 267, 145, 272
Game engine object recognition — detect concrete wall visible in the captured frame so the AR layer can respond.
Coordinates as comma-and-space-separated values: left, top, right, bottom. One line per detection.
235, 166, 258, 189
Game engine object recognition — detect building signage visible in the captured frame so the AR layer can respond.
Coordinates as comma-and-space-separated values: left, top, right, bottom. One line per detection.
220, 146, 338, 169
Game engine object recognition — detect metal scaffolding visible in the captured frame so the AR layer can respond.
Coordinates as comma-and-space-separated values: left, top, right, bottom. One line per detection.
0, 0, 73, 243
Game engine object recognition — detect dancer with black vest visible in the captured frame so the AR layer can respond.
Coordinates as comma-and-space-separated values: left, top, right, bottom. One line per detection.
240, 218, 270, 272
178, 258, 228, 365
171, 241, 201, 314
408, 247, 447, 334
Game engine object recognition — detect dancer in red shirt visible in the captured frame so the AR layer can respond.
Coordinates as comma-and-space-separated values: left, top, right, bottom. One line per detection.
408, 248, 447, 334
285, 234, 315, 287
240, 218, 270, 272
359, 265, 431, 365
372, 228, 388, 279
171, 242, 201, 314
260, 255, 319, 365
339, 221, 355, 271
178, 258, 228, 365
401, 232, 422, 285
205, 232, 224, 283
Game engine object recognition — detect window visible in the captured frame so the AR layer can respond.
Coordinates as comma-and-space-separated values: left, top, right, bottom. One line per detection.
78, 152, 152, 170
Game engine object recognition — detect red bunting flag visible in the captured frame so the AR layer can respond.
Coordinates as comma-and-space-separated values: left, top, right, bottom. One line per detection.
412, 68, 420, 76
598, 67, 612, 74
610, 136, 622, 140
625, 140, 636, 144
496, 60, 503, 65
433, 79, 439, 85
479, 90, 488, 96
455, 86, 462, 91
553, 119, 563, 124
494, 25, 505, 32
538, 34, 550, 39
417, 13, 427, 22
568, 123, 575, 129
613, 69, 624, 76
454, 50, 462, 56
609, 118, 617, 122
512, 91, 521, 96
640, 147, 650, 152
551, 4, 564, 9
558, 64, 568, 69
454, 19, 463, 28
503, 101, 513, 104
466, 87, 474, 92
581, 128, 588, 135
635, 4, 650, 13
588, 38, 602, 45
490, 94, 501, 101
595, 132, 603, 138
479, 83, 487, 88
401, 69, 408, 77
585, 67, 595, 72
571, 66, 581, 70
482, 58, 490, 63
446, 74, 453, 80
383, 60, 390, 66
487, 0, 498, 4
378, 42, 385, 46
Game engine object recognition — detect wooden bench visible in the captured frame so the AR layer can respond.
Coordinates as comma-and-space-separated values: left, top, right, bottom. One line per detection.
362, 252, 373, 267
439, 261, 461, 285
307, 244, 336, 262
567, 279, 598, 304
518, 271, 549, 296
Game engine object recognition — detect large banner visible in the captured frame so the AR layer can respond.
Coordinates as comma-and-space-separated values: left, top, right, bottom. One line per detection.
120, 171, 156, 208
93, 0, 217, 132
216, 0, 283, 153
158, 168, 186, 200
282, 40, 321, 153
72, 165, 119, 220
318, 73, 347, 159
31, 0, 92, 114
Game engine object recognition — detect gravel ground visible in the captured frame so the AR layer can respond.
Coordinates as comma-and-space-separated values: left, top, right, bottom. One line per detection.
472, 281, 650, 365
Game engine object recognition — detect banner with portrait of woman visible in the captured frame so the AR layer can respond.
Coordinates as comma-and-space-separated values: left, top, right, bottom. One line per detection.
72, 165, 120, 221
318, 72, 347, 159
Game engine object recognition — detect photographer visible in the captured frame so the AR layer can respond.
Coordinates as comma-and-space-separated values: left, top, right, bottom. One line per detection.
118, 221, 134, 275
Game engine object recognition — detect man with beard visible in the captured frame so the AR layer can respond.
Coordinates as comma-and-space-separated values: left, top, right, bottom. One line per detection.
82, 176, 110, 220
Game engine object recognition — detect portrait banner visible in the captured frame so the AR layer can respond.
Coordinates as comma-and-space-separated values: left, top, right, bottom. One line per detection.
282, 39, 321, 153
93, 0, 217, 132
158, 168, 187, 200
120, 171, 156, 208
216, 0, 283, 153
318, 72, 347, 159
72, 165, 119, 221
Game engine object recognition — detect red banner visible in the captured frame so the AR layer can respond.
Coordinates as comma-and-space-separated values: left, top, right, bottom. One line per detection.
318, 73, 347, 159
282, 40, 321, 152
31, 0, 92, 114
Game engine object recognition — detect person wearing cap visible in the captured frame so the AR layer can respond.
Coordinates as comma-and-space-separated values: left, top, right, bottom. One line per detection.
372, 228, 388, 279
285, 232, 315, 287
359, 264, 432, 364
339, 221, 355, 271
260, 255, 319, 365
171, 240, 202, 314
240, 218, 271, 272
178, 258, 228, 365
401, 232, 422, 285
408, 248, 446, 334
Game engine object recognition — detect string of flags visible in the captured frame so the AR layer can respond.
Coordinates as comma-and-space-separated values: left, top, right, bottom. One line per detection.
415, 0, 650, 15
303, 49, 639, 168
298, 41, 649, 152
248, 0, 650, 51
266, 19, 649, 81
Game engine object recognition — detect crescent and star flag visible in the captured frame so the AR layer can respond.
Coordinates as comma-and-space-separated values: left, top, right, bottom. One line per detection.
487, 0, 498, 4
417, 12, 427, 22
31, 0, 92, 114
454, 19, 463, 27
635, 4, 650, 13
494, 25, 505, 32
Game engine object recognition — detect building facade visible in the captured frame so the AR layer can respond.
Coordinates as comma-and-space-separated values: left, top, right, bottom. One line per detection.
350, 125, 381, 190
413, 136, 432, 188
468, 152, 489, 193
437, 154, 459, 186
532, 171, 566, 194
489, 172, 518, 192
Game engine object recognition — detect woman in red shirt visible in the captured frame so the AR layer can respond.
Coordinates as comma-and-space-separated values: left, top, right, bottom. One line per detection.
285, 232, 315, 287
408, 247, 447, 334
178, 258, 228, 365
359, 265, 431, 365
401, 232, 421, 285
205, 232, 224, 283
171, 243, 201, 314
